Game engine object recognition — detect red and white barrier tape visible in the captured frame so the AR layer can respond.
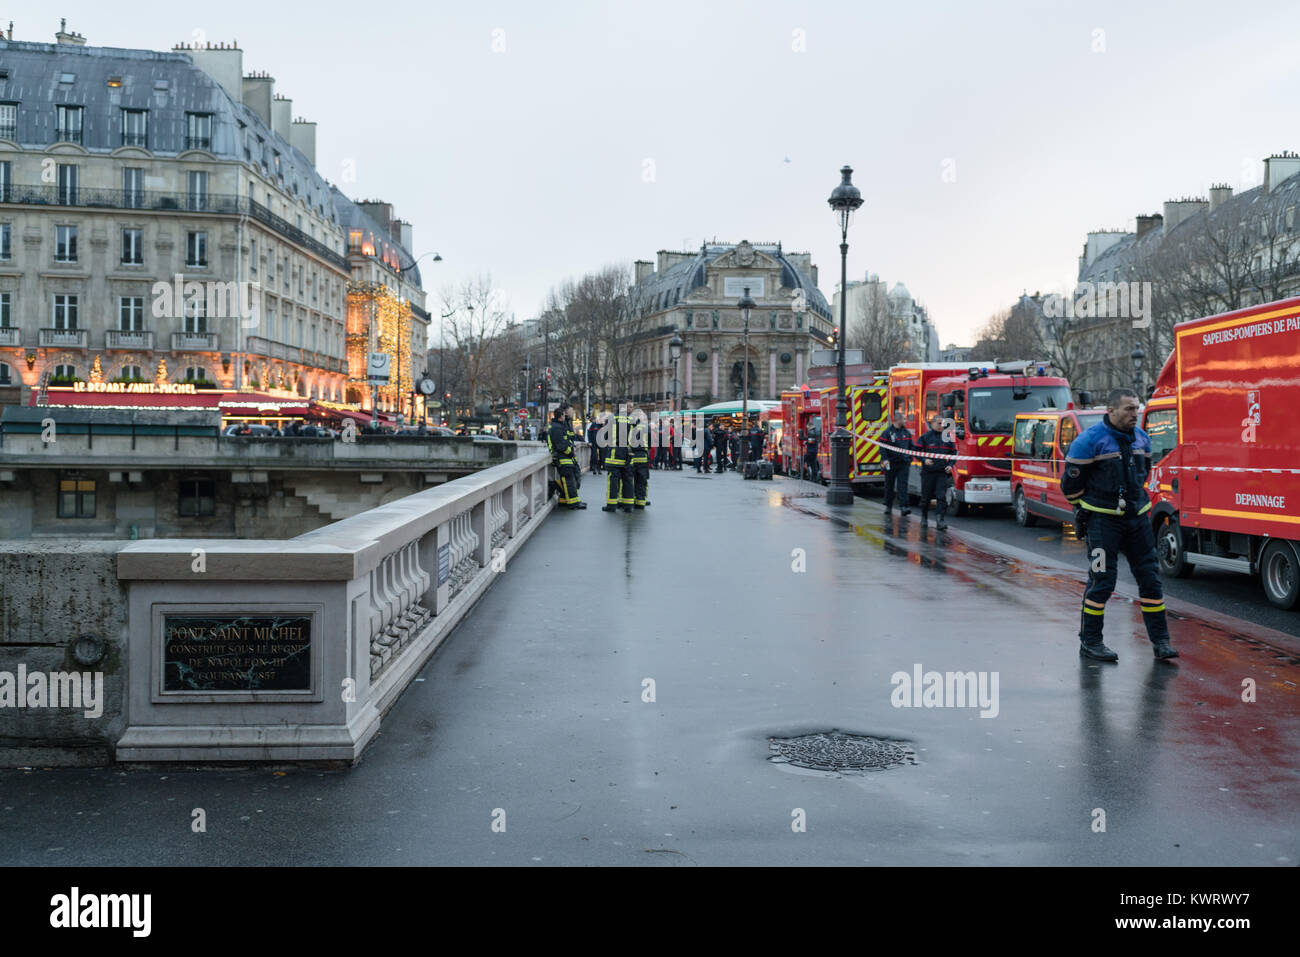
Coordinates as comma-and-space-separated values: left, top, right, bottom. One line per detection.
1165, 465, 1300, 475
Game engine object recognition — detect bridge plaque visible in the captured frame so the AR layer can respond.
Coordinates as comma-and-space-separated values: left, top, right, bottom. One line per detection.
162, 614, 313, 693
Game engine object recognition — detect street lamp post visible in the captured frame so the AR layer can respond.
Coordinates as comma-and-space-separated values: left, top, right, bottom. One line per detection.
737, 287, 756, 473
1131, 346, 1145, 400
669, 329, 682, 467
826, 165, 863, 506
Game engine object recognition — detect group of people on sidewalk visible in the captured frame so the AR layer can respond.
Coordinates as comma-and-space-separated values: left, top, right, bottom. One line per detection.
695, 423, 764, 473
877, 412, 959, 529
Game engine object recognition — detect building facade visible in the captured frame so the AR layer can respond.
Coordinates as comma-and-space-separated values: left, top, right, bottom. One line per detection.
622, 240, 833, 409
830, 272, 939, 363
0, 27, 421, 410
334, 191, 429, 420
1065, 152, 1300, 396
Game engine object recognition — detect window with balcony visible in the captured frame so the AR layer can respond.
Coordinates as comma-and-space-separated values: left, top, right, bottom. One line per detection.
250, 238, 257, 273
53, 295, 79, 329
121, 228, 143, 265
121, 109, 148, 147
267, 307, 276, 340
178, 478, 216, 517
266, 247, 275, 281
185, 112, 212, 151
297, 319, 303, 346
0, 291, 10, 325
57, 476, 96, 518
0, 361, 11, 386
0, 103, 15, 141
55, 105, 83, 144
187, 170, 209, 211
55, 225, 78, 263
186, 231, 207, 268
57, 163, 78, 205
0, 223, 10, 260
122, 167, 144, 209
119, 296, 144, 331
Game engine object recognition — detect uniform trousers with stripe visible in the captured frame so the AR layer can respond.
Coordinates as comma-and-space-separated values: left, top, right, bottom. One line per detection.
1080, 512, 1170, 646
607, 460, 633, 506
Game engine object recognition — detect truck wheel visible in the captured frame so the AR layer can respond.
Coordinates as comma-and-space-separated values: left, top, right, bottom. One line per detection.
1260, 540, 1300, 610
1014, 487, 1038, 527
1156, 515, 1194, 578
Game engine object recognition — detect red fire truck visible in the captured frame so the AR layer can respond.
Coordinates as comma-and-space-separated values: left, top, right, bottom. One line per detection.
887, 361, 1073, 514
778, 364, 889, 486
1141, 297, 1300, 609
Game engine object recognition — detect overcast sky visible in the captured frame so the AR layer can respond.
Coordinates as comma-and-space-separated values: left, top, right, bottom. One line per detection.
40, 0, 1300, 344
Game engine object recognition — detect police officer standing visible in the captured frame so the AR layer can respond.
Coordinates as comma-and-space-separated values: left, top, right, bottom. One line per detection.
802, 427, 820, 482
546, 404, 587, 510
712, 422, 728, 473
604, 404, 633, 512
915, 414, 955, 529
880, 413, 914, 515
1061, 388, 1177, 662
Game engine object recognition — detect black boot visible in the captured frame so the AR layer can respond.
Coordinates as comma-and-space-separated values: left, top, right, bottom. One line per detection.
1079, 642, 1119, 662
602, 504, 617, 512
936, 514, 948, 530
1152, 640, 1179, 659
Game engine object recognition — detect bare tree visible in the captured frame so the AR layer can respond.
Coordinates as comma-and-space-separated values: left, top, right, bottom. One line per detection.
847, 282, 911, 369
439, 275, 513, 421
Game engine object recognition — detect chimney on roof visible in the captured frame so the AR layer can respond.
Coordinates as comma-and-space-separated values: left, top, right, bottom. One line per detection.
271, 94, 292, 142
1264, 152, 1300, 193
634, 260, 655, 285
1161, 197, 1209, 235
290, 117, 317, 166
1208, 183, 1233, 211
241, 72, 275, 128
1135, 213, 1163, 239
187, 43, 245, 101
55, 18, 85, 45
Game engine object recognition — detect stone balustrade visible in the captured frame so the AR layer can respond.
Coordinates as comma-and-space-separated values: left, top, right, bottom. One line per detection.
109, 449, 557, 763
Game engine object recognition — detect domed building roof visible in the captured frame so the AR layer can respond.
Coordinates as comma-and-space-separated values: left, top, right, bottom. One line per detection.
888, 282, 912, 300
632, 242, 832, 321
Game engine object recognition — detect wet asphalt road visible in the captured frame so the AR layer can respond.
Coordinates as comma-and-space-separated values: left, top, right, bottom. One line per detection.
873, 491, 1300, 639
1, 470, 1297, 866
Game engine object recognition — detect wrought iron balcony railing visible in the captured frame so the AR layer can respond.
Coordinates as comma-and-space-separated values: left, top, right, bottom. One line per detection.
0, 184, 349, 271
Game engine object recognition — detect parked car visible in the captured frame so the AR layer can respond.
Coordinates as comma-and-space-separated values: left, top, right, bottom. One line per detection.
223, 423, 278, 437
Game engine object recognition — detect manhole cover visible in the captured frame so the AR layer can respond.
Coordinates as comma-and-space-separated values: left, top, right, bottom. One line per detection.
768, 731, 914, 772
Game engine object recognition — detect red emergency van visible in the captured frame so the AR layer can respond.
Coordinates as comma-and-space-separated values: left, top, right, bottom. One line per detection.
1009, 408, 1107, 526
1141, 297, 1300, 609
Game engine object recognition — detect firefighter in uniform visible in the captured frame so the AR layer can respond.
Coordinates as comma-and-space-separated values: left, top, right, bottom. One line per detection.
880, 413, 914, 515
1061, 388, 1177, 662
604, 405, 634, 512
628, 410, 651, 509
915, 414, 955, 529
546, 404, 587, 509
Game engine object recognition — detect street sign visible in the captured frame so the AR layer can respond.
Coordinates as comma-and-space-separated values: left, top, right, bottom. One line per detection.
367, 352, 391, 384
